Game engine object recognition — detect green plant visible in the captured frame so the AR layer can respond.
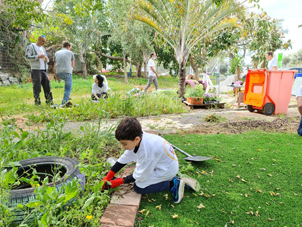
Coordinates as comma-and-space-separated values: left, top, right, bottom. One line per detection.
203, 93, 218, 102
203, 113, 226, 123
0, 117, 119, 226
186, 85, 205, 97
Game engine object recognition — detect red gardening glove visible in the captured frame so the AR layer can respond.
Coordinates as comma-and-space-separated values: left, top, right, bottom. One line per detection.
102, 178, 124, 191
108, 178, 124, 189
102, 170, 116, 182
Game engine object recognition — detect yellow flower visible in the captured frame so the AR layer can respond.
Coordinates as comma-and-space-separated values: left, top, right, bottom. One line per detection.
86, 215, 93, 220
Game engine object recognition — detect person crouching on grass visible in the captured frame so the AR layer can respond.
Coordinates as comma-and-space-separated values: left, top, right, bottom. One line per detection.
91, 75, 108, 101
101, 117, 185, 203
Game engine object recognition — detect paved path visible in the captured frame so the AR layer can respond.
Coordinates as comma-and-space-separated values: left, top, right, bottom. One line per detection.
63, 106, 300, 135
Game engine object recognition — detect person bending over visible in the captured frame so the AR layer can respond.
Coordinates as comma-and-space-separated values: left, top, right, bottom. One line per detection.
91, 75, 108, 101
102, 117, 185, 203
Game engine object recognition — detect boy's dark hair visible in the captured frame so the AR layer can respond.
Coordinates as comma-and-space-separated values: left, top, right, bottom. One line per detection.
96, 75, 104, 88
63, 41, 71, 48
267, 51, 274, 57
115, 117, 143, 141
150, 52, 155, 58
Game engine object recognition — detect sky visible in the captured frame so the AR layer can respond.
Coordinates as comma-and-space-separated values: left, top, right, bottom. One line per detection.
250, 0, 302, 57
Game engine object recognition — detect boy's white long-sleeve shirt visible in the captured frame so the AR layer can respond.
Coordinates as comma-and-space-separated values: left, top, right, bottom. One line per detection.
117, 132, 179, 188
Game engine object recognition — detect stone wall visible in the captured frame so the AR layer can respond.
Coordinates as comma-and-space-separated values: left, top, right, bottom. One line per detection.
0, 72, 20, 86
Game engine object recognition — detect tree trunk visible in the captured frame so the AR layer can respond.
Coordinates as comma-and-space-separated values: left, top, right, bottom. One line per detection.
136, 63, 142, 78
95, 55, 103, 73
178, 61, 186, 98
123, 50, 128, 83
235, 65, 241, 81
189, 55, 199, 80
82, 53, 87, 79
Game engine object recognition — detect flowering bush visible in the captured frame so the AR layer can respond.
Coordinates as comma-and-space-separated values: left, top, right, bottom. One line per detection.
203, 93, 218, 102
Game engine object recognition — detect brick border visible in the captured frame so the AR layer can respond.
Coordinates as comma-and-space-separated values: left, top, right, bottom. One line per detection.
100, 130, 159, 227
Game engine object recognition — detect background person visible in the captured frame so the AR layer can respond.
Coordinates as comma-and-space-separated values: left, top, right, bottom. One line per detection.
54, 41, 75, 107
296, 85, 302, 136
143, 52, 160, 93
101, 117, 185, 203
25, 35, 53, 105
91, 75, 108, 100
265, 51, 277, 70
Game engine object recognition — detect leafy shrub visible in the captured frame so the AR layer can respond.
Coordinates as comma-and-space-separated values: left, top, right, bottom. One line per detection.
203, 93, 218, 102
186, 85, 205, 97
0, 117, 120, 226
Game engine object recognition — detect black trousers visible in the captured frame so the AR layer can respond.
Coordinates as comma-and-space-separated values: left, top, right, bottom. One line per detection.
31, 70, 53, 104
91, 92, 108, 100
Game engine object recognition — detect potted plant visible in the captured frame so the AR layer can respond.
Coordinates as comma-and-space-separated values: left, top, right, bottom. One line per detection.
203, 93, 219, 104
186, 85, 205, 105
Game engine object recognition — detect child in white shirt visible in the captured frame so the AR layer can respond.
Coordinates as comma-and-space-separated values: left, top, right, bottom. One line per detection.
91, 75, 108, 100
102, 117, 186, 203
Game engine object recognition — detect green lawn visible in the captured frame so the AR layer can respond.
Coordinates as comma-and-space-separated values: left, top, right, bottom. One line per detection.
135, 132, 302, 227
0, 75, 186, 121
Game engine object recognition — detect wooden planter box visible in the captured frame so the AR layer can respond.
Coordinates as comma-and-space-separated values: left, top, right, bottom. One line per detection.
187, 97, 204, 105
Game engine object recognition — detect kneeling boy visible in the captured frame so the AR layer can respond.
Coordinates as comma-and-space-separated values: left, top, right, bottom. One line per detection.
102, 117, 185, 203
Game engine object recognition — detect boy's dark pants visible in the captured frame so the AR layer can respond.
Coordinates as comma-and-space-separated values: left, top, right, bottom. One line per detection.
133, 181, 170, 194
31, 70, 53, 105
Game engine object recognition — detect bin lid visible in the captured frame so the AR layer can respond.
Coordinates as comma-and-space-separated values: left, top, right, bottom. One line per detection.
294, 73, 302, 79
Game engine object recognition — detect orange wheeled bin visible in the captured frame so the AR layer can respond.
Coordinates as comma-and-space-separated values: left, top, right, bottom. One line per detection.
244, 69, 296, 115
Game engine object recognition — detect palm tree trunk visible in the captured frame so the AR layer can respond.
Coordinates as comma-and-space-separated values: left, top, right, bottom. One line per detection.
123, 50, 128, 83
189, 55, 199, 81
178, 61, 186, 97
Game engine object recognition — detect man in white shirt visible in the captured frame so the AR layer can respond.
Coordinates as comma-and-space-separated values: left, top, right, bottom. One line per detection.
25, 35, 53, 105
265, 51, 277, 70
143, 52, 160, 93
296, 85, 302, 136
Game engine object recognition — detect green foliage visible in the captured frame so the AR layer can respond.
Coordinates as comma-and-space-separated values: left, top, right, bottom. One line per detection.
0, 117, 118, 226
203, 113, 226, 123
0, 13, 30, 75
3, 0, 46, 30
186, 86, 205, 98
136, 132, 302, 226
25, 91, 186, 123
228, 54, 243, 74
203, 93, 218, 102
0, 75, 185, 118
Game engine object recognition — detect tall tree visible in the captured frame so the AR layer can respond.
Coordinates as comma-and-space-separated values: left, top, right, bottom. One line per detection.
52, 0, 107, 79
107, 0, 153, 81
129, 0, 239, 97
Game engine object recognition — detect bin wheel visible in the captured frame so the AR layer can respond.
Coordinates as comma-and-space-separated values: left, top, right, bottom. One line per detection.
247, 105, 255, 112
263, 103, 275, 116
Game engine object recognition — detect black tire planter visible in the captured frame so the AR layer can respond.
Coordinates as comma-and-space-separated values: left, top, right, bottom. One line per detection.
7, 156, 85, 224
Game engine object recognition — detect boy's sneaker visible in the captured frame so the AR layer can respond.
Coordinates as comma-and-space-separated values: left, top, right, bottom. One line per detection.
182, 175, 200, 192
171, 177, 185, 203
